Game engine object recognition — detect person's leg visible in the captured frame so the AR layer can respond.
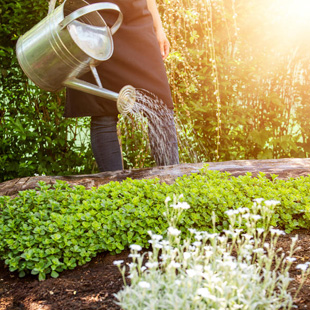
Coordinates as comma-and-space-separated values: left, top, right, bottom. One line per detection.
147, 109, 179, 166
90, 116, 123, 172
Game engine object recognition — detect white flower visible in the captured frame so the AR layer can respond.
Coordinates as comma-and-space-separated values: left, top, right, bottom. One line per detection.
196, 288, 217, 301
256, 228, 265, 235
193, 241, 202, 247
183, 252, 191, 260
130, 244, 142, 251
270, 228, 285, 236
291, 235, 298, 243
141, 266, 147, 272
253, 198, 264, 204
168, 227, 181, 236
189, 228, 197, 234
128, 262, 137, 268
238, 207, 250, 213
188, 245, 196, 251
186, 269, 199, 277
264, 200, 280, 207
204, 250, 213, 259
129, 254, 140, 258
285, 257, 297, 262
176, 202, 191, 210
145, 262, 159, 269
195, 265, 203, 272
296, 264, 309, 271
244, 244, 254, 251
251, 214, 262, 221
206, 233, 218, 239
253, 248, 265, 254
151, 234, 163, 241
160, 240, 170, 246
217, 236, 226, 243
113, 260, 124, 266
169, 261, 181, 269
138, 281, 151, 289
225, 210, 239, 216
242, 234, 253, 240
160, 254, 170, 262
165, 196, 172, 204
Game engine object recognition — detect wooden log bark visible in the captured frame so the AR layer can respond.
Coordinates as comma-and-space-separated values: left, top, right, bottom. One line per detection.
1, 158, 310, 197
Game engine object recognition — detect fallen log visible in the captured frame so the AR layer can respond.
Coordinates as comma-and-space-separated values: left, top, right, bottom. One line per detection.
1, 158, 310, 197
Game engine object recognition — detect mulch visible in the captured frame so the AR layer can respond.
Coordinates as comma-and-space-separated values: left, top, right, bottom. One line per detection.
1, 230, 310, 310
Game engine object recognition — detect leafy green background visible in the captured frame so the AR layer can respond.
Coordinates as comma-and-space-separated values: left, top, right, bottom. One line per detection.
1, 0, 310, 182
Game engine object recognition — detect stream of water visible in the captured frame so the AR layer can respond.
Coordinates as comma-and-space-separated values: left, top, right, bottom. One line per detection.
120, 89, 207, 166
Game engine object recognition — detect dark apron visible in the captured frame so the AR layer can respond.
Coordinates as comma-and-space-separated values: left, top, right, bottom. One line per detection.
64, 0, 173, 117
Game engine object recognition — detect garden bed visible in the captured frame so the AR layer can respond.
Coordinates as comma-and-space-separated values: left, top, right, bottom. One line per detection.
1, 160, 310, 309
0, 229, 310, 310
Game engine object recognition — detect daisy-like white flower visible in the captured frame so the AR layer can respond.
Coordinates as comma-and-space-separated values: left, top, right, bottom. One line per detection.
270, 228, 285, 236
130, 244, 142, 251
113, 260, 124, 266
165, 196, 171, 204
193, 241, 202, 247
186, 269, 199, 277
151, 234, 163, 241
129, 253, 140, 258
256, 228, 265, 235
196, 288, 217, 301
253, 248, 265, 254
296, 264, 309, 272
251, 214, 262, 221
138, 281, 151, 289
264, 200, 280, 207
145, 262, 159, 269
183, 252, 191, 260
168, 227, 181, 236
285, 257, 297, 263
175, 202, 190, 210
169, 261, 181, 269
253, 198, 264, 204
225, 209, 239, 216
238, 207, 250, 213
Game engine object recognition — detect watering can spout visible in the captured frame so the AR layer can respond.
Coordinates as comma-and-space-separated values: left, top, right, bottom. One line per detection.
63, 79, 136, 115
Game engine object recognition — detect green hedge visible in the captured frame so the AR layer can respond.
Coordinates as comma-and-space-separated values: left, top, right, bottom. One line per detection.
1, 167, 310, 280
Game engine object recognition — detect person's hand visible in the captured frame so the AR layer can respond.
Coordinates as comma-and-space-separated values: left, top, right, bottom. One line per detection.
155, 28, 170, 60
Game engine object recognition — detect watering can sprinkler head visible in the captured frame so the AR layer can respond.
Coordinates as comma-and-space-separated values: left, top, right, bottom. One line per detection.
117, 85, 136, 115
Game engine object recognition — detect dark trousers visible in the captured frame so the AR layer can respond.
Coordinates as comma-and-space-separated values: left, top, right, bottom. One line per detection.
90, 110, 179, 172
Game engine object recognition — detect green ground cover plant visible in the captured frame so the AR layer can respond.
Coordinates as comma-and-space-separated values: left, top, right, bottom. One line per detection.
0, 167, 310, 280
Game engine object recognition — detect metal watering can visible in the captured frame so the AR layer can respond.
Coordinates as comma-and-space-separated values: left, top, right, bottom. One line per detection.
16, 0, 136, 115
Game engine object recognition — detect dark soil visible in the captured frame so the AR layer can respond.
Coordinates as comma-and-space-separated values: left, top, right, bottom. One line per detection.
1, 230, 310, 310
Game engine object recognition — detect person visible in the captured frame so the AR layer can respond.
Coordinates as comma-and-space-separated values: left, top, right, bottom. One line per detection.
65, 0, 179, 172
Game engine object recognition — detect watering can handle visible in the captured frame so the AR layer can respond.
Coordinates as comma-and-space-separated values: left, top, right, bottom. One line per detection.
59, 3, 123, 35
